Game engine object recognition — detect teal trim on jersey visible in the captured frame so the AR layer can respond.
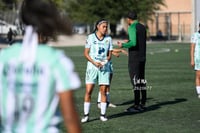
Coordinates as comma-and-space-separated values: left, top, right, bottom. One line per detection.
26, 72, 39, 133
1, 72, 8, 126
0, 44, 21, 61
122, 20, 138, 48
56, 60, 71, 90
13, 63, 24, 132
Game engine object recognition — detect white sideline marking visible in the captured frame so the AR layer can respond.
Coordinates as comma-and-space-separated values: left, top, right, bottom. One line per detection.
147, 48, 170, 55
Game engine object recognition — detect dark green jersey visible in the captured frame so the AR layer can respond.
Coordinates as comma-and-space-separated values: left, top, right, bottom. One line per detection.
122, 20, 138, 48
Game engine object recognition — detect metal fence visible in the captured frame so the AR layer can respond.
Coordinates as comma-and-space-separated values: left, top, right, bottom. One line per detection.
147, 11, 192, 41
0, 10, 18, 24
0, 10, 22, 35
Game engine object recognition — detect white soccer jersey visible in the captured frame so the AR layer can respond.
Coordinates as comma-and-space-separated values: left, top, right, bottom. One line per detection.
84, 33, 113, 85
85, 33, 113, 68
0, 43, 81, 133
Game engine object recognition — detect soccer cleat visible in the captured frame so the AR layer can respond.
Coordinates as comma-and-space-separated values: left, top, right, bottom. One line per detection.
81, 114, 89, 123
125, 105, 141, 113
140, 104, 147, 111
108, 103, 117, 108
100, 114, 108, 122
198, 94, 200, 99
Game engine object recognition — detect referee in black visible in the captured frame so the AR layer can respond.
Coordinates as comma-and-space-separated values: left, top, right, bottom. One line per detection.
118, 11, 147, 112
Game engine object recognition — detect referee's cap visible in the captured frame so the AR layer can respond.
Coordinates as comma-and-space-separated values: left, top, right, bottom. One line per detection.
127, 11, 137, 20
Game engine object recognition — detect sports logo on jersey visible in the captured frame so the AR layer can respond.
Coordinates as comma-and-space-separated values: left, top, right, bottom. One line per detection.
105, 40, 109, 45
98, 47, 105, 54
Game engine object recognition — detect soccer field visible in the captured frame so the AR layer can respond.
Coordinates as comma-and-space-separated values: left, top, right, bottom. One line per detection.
58, 43, 200, 133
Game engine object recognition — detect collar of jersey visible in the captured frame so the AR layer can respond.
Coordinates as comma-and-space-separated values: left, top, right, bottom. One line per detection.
95, 32, 106, 41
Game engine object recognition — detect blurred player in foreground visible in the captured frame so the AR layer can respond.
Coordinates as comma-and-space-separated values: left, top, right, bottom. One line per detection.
97, 48, 128, 108
0, 0, 81, 133
191, 22, 200, 99
81, 19, 113, 123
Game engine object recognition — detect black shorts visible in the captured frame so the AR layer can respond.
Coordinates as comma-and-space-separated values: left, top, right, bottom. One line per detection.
128, 61, 145, 87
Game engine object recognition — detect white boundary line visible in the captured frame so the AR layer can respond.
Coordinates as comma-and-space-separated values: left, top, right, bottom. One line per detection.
147, 48, 171, 55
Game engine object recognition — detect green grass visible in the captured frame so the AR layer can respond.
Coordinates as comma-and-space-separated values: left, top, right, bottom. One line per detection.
57, 43, 200, 133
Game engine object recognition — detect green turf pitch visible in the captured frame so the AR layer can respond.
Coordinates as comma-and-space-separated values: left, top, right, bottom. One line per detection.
57, 43, 200, 133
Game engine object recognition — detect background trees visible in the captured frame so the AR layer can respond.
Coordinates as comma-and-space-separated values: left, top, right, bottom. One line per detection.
65, 0, 166, 23
0, 0, 165, 22
0, 0, 165, 36
65, 0, 165, 35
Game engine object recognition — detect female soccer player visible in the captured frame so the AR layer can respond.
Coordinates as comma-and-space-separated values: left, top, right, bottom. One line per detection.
191, 23, 200, 99
0, 0, 81, 133
81, 19, 113, 123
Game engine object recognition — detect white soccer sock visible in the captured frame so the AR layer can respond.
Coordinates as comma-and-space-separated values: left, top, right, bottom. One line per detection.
84, 102, 90, 115
106, 92, 110, 103
100, 102, 107, 115
97, 92, 101, 103
196, 86, 200, 94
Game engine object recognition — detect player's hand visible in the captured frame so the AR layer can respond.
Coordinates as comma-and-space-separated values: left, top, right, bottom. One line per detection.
114, 52, 120, 57
124, 39, 129, 43
121, 49, 128, 56
112, 51, 120, 57
191, 61, 195, 68
100, 60, 108, 65
94, 62, 103, 68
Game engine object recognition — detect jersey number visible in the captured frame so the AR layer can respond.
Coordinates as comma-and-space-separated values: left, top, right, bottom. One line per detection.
14, 94, 34, 122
